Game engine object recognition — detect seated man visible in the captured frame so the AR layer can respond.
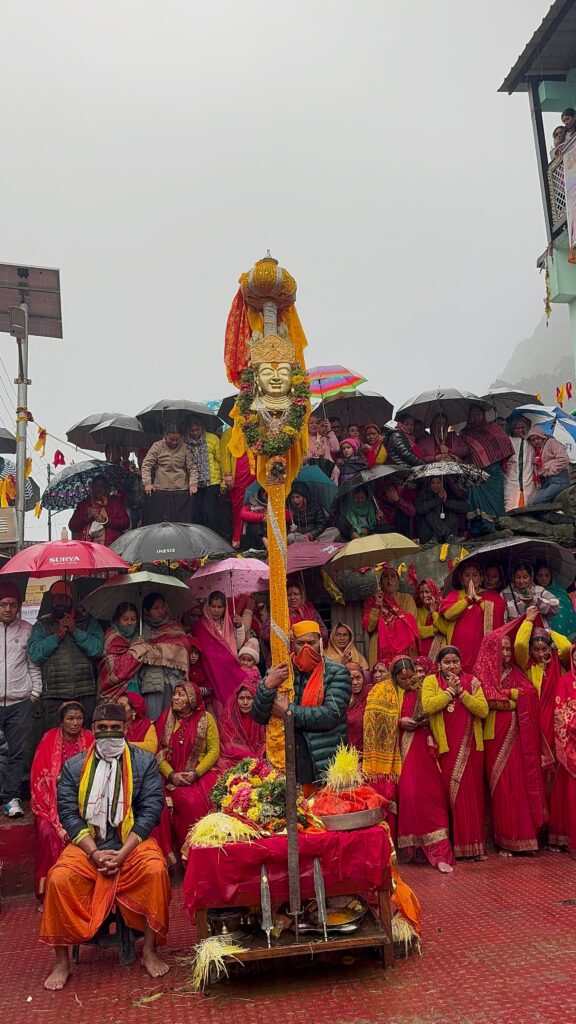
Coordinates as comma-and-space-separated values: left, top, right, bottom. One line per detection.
40, 702, 170, 991
252, 621, 351, 787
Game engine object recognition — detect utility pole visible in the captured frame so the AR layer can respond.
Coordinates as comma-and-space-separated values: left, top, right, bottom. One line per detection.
46, 463, 52, 541
10, 280, 30, 551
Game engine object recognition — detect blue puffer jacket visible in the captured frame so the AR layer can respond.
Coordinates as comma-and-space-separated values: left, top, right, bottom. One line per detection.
57, 743, 165, 851
253, 658, 351, 783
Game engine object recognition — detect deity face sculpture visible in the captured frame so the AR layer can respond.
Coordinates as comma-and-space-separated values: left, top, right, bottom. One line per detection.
254, 361, 293, 409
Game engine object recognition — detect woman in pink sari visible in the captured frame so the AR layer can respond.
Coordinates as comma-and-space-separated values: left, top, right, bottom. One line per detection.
193, 590, 248, 706
422, 645, 489, 859
394, 657, 454, 872
362, 567, 419, 668
474, 624, 547, 854
550, 643, 576, 855
30, 701, 92, 900
218, 680, 266, 769
155, 682, 220, 858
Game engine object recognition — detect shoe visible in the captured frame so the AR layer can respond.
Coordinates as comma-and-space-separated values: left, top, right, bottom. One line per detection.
3, 798, 24, 818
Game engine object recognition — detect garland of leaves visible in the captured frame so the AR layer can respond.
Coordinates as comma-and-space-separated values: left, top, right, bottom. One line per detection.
235, 364, 310, 457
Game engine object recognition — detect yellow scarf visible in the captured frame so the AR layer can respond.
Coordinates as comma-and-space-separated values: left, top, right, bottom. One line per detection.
78, 743, 135, 844
362, 680, 401, 780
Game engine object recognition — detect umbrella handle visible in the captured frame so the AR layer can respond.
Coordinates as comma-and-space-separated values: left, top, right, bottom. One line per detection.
230, 568, 235, 616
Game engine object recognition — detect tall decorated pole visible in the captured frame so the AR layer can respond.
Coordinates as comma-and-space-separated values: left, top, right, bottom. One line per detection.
224, 253, 311, 769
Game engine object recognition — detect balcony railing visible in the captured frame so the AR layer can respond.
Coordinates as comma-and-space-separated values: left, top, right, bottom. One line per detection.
547, 151, 567, 233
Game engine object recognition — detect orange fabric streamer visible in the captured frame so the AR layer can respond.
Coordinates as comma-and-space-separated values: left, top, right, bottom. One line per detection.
391, 865, 422, 935
24, 457, 32, 479
40, 839, 170, 945
224, 289, 252, 386
34, 502, 42, 519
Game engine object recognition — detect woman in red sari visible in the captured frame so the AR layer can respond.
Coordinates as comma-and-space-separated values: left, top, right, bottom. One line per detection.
393, 656, 454, 872
551, 643, 576, 855
117, 692, 158, 755
421, 645, 489, 859
193, 591, 248, 707
155, 682, 220, 859
346, 663, 371, 754
97, 602, 143, 701
440, 561, 505, 673
362, 567, 419, 668
30, 701, 92, 900
414, 579, 449, 660
474, 624, 547, 854
221, 427, 256, 549
218, 680, 266, 769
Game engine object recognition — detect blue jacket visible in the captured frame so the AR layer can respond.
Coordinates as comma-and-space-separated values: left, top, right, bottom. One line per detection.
253, 658, 351, 783
57, 743, 164, 851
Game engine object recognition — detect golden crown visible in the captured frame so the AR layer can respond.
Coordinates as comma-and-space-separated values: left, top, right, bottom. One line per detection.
250, 333, 296, 365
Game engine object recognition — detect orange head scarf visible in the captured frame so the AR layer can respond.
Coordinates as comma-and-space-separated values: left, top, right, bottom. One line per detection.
292, 621, 324, 706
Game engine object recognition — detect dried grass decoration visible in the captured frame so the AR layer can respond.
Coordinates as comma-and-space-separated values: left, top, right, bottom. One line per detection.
181, 936, 249, 990
184, 812, 261, 851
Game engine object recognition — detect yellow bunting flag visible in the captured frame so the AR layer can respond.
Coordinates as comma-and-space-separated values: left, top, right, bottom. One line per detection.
34, 426, 47, 458
24, 457, 32, 479
34, 502, 42, 519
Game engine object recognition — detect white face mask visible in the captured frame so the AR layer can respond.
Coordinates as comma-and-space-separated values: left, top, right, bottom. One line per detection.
95, 737, 126, 761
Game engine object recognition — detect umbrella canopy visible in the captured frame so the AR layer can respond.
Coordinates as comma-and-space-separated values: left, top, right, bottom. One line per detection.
481, 388, 542, 420
41, 460, 130, 512
312, 389, 393, 428
333, 465, 409, 506
218, 395, 236, 427
0, 458, 40, 511
328, 533, 420, 571
0, 428, 16, 455
443, 537, 576, 592
408, 462, 489, 487
136, 400, 220, 436
88, 415, 155, 451
187, 557, 269, 600
0, 539, 130, 578
82, 570, 198, 620
111, 521, 233, 563
395, 388, 488, 427
513, 404, 576, 463
286, 539, 344, 572
66, 412, 119, 451
244, 466, 337, 511
307, 365, 367, 401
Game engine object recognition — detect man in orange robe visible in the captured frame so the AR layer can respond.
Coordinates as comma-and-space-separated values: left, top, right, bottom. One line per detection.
40, 702, 170, 990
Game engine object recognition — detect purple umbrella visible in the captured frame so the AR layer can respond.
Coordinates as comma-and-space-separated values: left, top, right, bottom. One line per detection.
286, 540, 344, 573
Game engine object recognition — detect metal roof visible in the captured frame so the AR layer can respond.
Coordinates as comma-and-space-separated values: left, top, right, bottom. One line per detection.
499, 0, 576, 94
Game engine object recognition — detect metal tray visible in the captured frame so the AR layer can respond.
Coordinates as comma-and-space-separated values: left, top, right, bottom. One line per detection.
319, 806, 383, 831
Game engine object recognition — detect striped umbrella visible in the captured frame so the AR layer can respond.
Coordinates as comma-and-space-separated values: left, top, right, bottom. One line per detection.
307, 365, 367, 406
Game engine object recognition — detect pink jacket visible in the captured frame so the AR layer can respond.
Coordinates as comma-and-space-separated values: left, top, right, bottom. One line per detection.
527, 427, 570, 477
306, 430, 339, 462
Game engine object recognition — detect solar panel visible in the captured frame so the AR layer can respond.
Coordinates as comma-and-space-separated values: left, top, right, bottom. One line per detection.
0, 263, 62, 339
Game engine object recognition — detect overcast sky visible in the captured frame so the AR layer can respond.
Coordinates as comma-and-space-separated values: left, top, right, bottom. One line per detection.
0, 0, 559, 536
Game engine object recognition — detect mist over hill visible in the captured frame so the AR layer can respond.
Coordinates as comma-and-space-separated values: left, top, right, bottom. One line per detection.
491, 308, 574, 405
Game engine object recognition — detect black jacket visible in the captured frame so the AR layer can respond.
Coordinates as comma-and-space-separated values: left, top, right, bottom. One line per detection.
57, 743, 164, 851
386, 430, 425, 467
253, 659, 351, 783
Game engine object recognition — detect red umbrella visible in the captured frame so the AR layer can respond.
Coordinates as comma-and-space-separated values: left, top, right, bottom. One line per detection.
286, 540, 344, 573
0, 539, 130, 578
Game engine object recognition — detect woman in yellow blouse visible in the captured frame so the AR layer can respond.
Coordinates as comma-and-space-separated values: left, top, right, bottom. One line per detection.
422, 645, 489, 860
118, 693, 158, 755
154, 682, 220, 854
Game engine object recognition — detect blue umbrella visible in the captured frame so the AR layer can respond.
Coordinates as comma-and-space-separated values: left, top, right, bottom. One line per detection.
244, 466, 337, 511
514, 404, 576, 463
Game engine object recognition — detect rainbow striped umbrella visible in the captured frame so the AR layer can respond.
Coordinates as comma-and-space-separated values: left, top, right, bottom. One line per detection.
307, 365, 367, 401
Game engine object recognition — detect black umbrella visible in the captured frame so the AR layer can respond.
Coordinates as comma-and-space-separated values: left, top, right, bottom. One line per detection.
0, 429, 16, 455
110, 521, 234, 563
41, 460, 130, 511
218, 395, 237, 427
395, 388, 488, 427
66, 412, 119, 451
312, 390, 394, 427
88, 415, 155, 451
442, 537, 576, 592
332, 464, 409, 506
137, 400, 221, 436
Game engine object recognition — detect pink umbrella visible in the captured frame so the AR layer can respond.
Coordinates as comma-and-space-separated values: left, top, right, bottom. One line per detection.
287, 540, 344, 573
187, 557, 269, 609
0, 539, 130, 578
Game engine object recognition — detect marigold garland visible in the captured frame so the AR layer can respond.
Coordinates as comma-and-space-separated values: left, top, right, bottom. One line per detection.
235, 365, 310, 458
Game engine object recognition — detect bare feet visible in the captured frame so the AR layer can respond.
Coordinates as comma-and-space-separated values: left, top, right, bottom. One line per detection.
142, 948, 170, 978
44, 949, 71, 991
437, 861, 454, 873
474, 854, 488, 861
499, 850, 513, 858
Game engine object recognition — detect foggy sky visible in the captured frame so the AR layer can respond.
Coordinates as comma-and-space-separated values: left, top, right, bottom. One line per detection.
0, 1, 557, 537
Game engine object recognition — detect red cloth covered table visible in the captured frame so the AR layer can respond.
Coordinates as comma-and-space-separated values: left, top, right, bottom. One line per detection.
183, 825, 393, 914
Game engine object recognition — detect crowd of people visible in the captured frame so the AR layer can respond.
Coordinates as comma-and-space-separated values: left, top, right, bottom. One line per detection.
67, 407, 572, 552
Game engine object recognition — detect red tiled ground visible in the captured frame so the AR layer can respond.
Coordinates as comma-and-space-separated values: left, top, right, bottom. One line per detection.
2, 850, 576, 1024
